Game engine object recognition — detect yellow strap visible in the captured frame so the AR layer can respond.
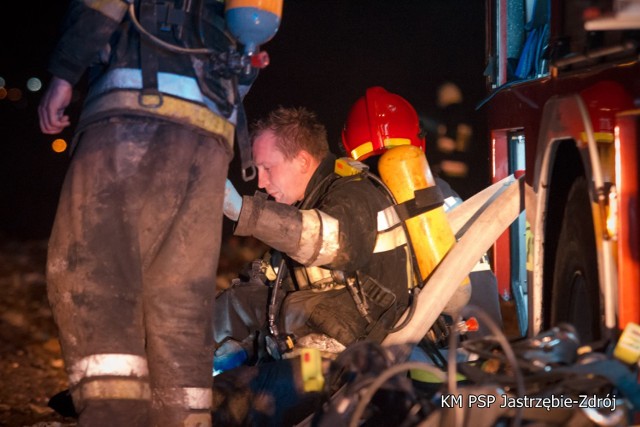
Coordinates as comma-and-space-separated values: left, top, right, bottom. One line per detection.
81, 91, 235, 147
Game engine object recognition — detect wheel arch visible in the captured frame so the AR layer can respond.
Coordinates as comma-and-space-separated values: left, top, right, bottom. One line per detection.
529, 94, 610, 335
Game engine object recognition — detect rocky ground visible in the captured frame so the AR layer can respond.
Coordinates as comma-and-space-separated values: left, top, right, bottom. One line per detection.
0, 240, 71, 427
0, 237, 265, 427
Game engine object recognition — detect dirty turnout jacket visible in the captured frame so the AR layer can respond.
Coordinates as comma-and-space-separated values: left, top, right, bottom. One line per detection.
234, 154, 410, 344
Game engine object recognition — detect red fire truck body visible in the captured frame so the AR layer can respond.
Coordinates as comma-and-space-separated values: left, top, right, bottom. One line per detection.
482, 0, 639, 341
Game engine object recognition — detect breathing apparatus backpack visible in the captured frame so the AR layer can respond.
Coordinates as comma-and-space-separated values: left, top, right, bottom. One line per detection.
125, 0, 282, 181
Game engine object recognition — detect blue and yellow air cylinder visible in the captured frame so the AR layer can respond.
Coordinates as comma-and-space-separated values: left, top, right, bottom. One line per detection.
225, 0, 283, 55
378, 145, 470, 311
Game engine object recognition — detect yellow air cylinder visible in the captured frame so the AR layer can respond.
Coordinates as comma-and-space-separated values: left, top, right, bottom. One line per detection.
378, 145, 470, 292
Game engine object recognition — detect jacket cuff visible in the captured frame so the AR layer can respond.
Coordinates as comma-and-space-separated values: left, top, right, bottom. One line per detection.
48, 58, 86, 87
234, 195, 304, 258
234, 195, 264, 236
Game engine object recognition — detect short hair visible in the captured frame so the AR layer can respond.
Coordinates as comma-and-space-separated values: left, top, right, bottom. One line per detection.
251, 107, 329, 162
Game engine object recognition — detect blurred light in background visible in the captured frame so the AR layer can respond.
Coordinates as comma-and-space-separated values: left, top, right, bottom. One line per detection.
52, 138, 68, 153
26, 77, 42, 92
0, 77, 7, 100
7, 88, 23, 102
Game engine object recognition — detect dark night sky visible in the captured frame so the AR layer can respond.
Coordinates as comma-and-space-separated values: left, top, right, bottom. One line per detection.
1, 0, 488, 240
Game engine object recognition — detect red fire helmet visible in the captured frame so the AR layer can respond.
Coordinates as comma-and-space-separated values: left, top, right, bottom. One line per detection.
342, 86, 425, 160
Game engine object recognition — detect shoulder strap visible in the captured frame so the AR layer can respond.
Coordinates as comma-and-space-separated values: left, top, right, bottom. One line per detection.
300, 173, 344, 210
138, 0, 163, 107
235, 87, 255, 181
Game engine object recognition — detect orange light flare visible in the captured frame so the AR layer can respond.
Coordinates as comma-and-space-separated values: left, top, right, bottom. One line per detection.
51, 138, 68, 153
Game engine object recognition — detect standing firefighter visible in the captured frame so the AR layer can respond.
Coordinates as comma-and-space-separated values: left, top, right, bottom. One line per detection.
38, 0, 280, 425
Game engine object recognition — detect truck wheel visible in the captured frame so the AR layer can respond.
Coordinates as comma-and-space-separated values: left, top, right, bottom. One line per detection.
550, 177, 602, 344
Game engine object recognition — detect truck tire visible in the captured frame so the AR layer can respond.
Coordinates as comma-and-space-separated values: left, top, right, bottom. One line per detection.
550, 177, 602, 344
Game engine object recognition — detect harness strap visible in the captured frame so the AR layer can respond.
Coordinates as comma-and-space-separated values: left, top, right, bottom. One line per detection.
236, 97, 256, 181
79, 91, 235, 145
394, 186, 445, 222
139, 0, 163, 107
358, 272, 398, 343
156, 1, 186, 32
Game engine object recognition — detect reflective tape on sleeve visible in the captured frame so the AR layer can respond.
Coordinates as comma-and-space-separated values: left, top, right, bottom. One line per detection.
375, 206, 408, 252
296, 209, 339, 266
315, 210, 340, 266
69, 354, 149, 386
377, 205, 401, 231
296, 210, 321, 264
373, 226, 408, 253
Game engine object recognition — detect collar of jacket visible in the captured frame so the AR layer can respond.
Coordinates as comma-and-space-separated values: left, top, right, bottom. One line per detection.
300, 153, 338, 204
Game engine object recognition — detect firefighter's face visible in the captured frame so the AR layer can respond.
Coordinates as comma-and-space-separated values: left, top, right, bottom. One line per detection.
253, 130, 311, 204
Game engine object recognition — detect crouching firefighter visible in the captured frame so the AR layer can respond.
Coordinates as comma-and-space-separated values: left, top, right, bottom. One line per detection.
215, 106, 411, 372
39, 0, 281, 426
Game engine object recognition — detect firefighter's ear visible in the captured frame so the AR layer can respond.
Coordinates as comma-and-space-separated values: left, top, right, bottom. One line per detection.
295, 150, 313, 173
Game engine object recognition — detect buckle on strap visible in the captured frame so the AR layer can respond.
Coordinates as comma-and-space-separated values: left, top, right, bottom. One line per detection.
242, 164, 256, 181
138, 88, 163, 108
156, 2, 187, 31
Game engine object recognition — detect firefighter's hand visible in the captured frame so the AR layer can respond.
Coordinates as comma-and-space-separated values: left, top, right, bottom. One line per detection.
224, 179, 243, 221
38, 76, 72, 134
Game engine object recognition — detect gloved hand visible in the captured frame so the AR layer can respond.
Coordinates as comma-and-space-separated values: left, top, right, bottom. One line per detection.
223, 178, 243, 221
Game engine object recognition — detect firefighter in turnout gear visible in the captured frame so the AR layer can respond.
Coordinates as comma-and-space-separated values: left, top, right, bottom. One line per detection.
38, 0, 280, 425
215, 107, 410, 370
342, 86, 473, 318
342, 86, 502, 339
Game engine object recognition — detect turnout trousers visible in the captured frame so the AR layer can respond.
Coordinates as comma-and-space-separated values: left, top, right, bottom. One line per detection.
46, 117, 231, 427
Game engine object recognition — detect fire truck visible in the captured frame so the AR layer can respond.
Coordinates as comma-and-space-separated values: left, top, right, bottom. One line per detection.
481, 0, 640, 342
